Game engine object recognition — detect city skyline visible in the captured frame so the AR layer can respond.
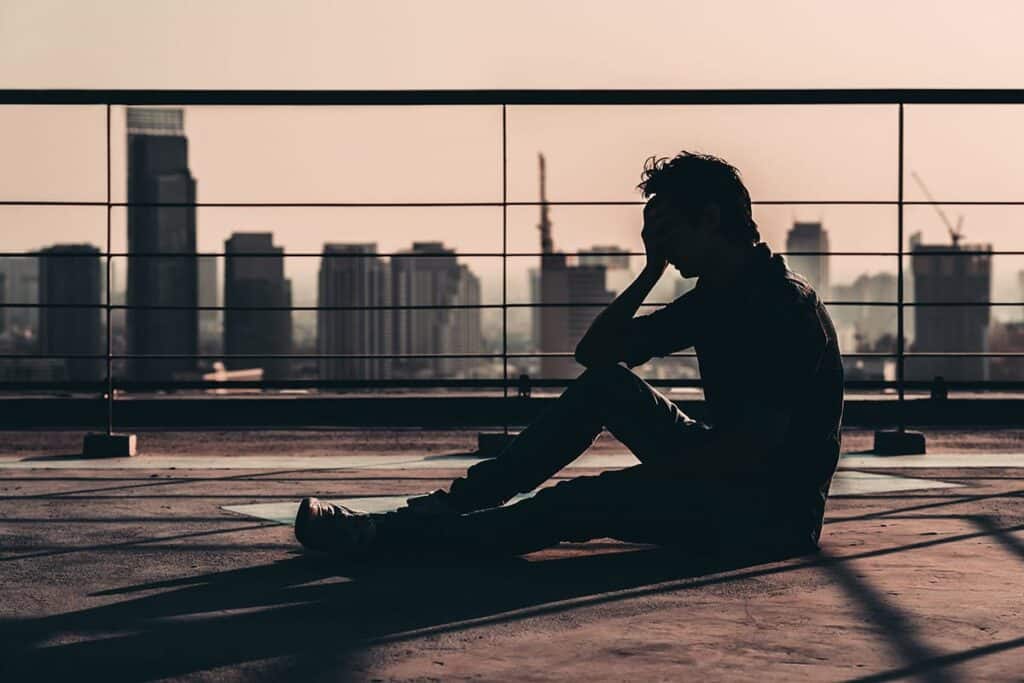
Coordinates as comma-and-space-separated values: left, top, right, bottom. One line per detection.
2, 104, 1024, 383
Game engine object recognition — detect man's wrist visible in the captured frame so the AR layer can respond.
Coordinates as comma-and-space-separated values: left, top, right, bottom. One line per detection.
642, 261, 667, 278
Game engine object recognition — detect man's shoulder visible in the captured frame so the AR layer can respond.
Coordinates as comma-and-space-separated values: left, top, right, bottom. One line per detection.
752, 267, 819, 313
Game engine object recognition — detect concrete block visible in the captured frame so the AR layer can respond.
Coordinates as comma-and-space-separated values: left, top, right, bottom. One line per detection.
873, 429, 927, 455
82, 432, 138, 458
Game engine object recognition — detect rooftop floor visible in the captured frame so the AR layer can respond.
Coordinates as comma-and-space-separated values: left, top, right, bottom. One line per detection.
1, 428, 1022, 681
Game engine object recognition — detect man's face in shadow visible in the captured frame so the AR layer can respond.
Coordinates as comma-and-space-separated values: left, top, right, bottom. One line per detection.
646, 196, 719, 279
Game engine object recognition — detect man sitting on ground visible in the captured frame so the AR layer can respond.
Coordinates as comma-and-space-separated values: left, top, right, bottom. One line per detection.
294, 151, 845, 560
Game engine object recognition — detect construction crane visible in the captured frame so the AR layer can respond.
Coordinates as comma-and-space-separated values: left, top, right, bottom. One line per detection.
910, 170, 965, 247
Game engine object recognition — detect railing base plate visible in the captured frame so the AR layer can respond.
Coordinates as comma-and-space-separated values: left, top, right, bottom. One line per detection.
82, 432, 138, 458
872, 429, 927, 455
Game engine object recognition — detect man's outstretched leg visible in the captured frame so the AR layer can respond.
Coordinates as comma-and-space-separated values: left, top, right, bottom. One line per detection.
294, 364, 717, 556
294, 464, 814, 559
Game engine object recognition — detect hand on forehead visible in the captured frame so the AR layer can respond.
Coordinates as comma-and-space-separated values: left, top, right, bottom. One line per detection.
645, 196, 685, 236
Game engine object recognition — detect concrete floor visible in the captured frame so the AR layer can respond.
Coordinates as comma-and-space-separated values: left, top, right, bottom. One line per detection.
1, 428, 1022, 681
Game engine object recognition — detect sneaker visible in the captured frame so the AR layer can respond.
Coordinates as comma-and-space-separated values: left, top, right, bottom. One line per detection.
294, 497, 377, 557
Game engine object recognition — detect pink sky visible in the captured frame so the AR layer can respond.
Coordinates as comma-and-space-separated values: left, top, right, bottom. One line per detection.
3, 1, 1023, 90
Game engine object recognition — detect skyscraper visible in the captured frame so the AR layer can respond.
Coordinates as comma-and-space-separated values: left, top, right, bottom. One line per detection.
125, 107, 198, 382
390, 241, 483, 378
37, 244, 103, 382
535, 154, 614, 379
908, 231, 992, 382
223, 233, 292, 381
785, 221, 830, 298
318, 243, 392, 381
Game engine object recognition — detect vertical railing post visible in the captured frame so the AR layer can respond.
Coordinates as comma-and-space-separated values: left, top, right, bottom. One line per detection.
83, 102, 136, 456
477, 102, 516, 456
501, 103, 509, 436
896, 101, 905, 427
105, 103, 113, 437
874, 100, 925, 454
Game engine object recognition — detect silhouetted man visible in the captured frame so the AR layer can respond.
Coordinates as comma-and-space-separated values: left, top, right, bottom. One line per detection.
295, 152, 844, 560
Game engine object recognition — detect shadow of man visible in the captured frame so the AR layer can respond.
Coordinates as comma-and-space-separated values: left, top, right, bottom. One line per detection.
0, 543, 811, 680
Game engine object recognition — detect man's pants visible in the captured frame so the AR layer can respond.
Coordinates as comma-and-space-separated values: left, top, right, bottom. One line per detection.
375, 364, 814, 557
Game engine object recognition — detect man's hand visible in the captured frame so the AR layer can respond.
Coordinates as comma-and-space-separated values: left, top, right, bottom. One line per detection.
641, 198, 674, 273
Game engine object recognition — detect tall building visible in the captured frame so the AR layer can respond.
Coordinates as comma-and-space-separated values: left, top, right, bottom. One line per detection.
908, 231, 992, 381
785, 221, 830, 298
223, 233, 292, 380
125, 107, 198, 382
317, 243, 392, 381
0, 256, 39, 336
390, 241, 483, 378
534, 154, 615, 379
37, 245, 104, 381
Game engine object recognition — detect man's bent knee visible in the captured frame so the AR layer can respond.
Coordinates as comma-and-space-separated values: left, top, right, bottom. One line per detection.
567, 364, 648, 413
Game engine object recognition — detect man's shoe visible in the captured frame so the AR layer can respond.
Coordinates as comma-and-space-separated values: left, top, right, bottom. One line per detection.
294, 497, 377, 556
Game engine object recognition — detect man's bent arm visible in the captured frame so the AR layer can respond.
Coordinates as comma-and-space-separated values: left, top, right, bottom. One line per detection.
575, 262, 666, 367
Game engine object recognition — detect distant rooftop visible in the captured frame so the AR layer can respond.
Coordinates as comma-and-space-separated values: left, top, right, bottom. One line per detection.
323, 243, 378, 254
126, 107, 184, 136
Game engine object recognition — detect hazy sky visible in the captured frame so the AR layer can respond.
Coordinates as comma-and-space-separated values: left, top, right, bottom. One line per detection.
3, 1, 1024, 90
2, 1, 1024, 317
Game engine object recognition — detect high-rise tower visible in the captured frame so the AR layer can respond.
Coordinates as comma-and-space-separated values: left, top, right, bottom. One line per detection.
390, 242, 482, 379
318, 243, 392, 381
224, 233, 292, 380
909, 231, 992, 382
126, 107, 198, 382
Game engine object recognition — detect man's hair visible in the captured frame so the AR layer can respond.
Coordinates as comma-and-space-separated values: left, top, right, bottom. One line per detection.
637, 151, 760, 245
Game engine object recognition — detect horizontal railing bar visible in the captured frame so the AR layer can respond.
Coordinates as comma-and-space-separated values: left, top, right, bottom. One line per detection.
4, 379, 1024, 391
3, 355, 512, 362
4, 250, 1021, 258
0, 200, 901, 207
905, 352, 1024, 357
4, 301, 1024, 310
8, 199, 1024, 208
3, 351, 1021, 360
4, 88, 1024, 105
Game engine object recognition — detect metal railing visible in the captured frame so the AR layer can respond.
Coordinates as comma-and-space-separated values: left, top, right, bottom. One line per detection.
2, 89, 1024, 433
